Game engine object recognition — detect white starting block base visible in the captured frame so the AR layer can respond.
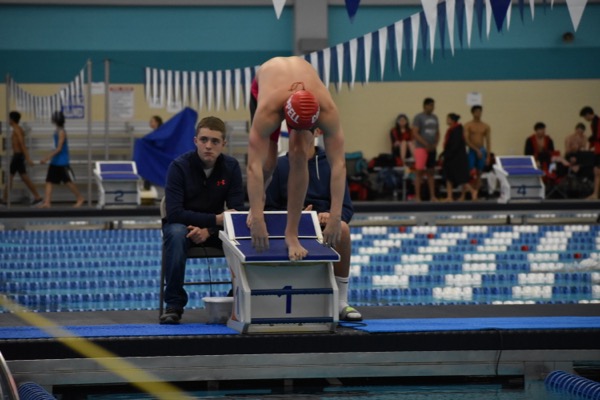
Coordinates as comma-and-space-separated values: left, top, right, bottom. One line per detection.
493, 156, 545, 203
94, 161, 141, 209
219, 211, 339, 334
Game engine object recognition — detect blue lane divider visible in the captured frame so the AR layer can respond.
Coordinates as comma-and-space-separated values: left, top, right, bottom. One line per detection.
545, 370, 600, 399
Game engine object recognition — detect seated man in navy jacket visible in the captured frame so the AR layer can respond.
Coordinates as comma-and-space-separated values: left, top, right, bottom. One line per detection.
265, 128, 362, 321
161, 116, 244, 324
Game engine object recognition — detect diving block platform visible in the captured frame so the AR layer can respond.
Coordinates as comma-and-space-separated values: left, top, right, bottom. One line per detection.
219, 211, 339, 334
93, 161, 141, 209
493, 156, 545, 203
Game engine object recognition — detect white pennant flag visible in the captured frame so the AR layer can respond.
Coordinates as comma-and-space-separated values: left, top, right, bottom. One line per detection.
529, 0, 535, 20
174, 71, 182, 110
145, 67, 151, 103
216, 70, 223, 111
69, 82, 75, 105
566, 0, 588, 31
411, 13, 420, 69
323, 48, 331, 88
378, 27, 387, 80
349, 38, 358, 89
167, 70, 174, 111
272, 0, 286, 19
159, 70, 166, 108
309, 52, 319, 72
225, 69, 232, 111
207, 71, 214, 111
394, 20, 404, 75
243, 67, 252, 109
485, 0, 492, 38
446, 0, 456, 55
336, 43, 344, 92
198, 71, 205, 111
420, 0, 438, 62
234, 68, 241, 110
464, 0, 475, 47
182, 71, 189, 107
506, 1, 512, 30
190, 71, 197, 109
363, 32, 372, 83
150, 69, 159, 107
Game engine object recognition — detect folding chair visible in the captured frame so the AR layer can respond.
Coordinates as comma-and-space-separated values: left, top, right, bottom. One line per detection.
158, 197, 230, 317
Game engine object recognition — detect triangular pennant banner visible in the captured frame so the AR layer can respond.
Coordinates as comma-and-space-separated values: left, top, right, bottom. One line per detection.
363, 32, 372, 83
335, 43, 344, 92
411, 13, 420, 70
485, 0, 492, 38
345, 0, 361, 22
272, 0, 286, 19
322, 48, 331, 88
348, 38, 358, 88
456, 0, 466, 48
437, 2, 447, 57
474, 0, 484, 40
490, 0, 511, 31
446, 0, 456, 55
420, 0, 437, 62
566, 0, 588, 31
465, 0, 475, 47
377, 27, 387, 80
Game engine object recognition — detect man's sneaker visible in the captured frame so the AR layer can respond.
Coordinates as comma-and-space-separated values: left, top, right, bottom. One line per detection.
340, 306, 362, 322
30, 198, 44, 207
159, 307, 183, 325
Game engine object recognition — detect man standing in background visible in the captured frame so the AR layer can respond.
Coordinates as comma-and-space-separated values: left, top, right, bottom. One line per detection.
464, 105, 492, 200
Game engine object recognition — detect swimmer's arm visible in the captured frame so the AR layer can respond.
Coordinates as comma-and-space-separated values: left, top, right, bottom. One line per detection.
485, 125, 491, 154
14, 127, 32, 163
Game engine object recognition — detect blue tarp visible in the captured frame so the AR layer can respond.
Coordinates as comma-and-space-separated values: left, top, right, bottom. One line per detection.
133, 107, 197, 187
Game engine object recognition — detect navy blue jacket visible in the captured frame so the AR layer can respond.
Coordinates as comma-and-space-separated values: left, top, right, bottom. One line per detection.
265, 147, 354, 223
165, 150, 245, 228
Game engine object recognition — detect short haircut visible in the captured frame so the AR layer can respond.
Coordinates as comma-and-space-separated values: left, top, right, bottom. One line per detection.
580, 106, 594, 117
448, 113, 461, 122
51, 111, 65, 127
9, 111, 21, 124
534, 122, 546, 131
151, 115, 163, 127
471, 105, 482, 113
196, 116, 226, 139
423, 98, 435, 106
575, 122, 586, 131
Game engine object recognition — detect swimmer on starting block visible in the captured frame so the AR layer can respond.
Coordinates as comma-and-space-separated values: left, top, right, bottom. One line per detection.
247, 56, 347, 261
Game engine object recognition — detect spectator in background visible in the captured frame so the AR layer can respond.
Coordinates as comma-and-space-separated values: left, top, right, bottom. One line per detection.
580, 106, 600, 200
38, 111, 85, 208
389, 113, 414, 166
265, 127, 362, 321
464, 105, 491, 197
160, 116, 244, 324
441, 113, 477, 201
563, 123, 588, 175
412, 98, 440, 202
1, 111, 43, 206
149, 115, 163, 131
524, 122, 555, 172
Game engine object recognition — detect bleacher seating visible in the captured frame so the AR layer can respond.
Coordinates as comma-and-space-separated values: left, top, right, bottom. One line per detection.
0, 224, 599, 313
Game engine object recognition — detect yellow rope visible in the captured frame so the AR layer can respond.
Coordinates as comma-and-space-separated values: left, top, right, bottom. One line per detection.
0, 296, 195, 400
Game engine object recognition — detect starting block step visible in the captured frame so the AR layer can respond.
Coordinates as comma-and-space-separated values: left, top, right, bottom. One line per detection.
220, 211, 339, 334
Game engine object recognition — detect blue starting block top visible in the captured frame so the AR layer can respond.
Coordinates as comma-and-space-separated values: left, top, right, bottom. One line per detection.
95, 162, 140, 181
221, 211, 340, 263
236, 238, 339, 262
496, 156, 544, 176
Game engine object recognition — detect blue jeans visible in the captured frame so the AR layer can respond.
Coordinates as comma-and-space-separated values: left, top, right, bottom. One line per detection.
162, 223, 221, 310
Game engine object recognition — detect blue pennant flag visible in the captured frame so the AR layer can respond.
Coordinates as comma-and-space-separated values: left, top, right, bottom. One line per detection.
403, 16, 412, 71
372, 30, 381, 81
343, 41, 352, 88
317, 50, 325, 83
345, 0, 361, 22
437, 2, 447, 57
490, 0, 511, 32
420, 11, 429, 60
357, 36, 365, 83
330, 46, 339, 86
519, 0, 525, 22
456, 0, 466, 49
387, 24, 398, 74
475, 0, 484, 40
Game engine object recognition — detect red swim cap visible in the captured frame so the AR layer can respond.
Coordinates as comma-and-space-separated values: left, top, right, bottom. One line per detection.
284, 85, 320, 130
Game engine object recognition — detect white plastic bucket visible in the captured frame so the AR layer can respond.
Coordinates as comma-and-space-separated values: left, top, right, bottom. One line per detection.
202, 296, 233, 324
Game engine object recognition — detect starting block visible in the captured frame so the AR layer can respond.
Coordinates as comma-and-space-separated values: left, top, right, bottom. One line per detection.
93, 161, 141, 208
219, 211, 339, 334
493, 156, 545, 203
